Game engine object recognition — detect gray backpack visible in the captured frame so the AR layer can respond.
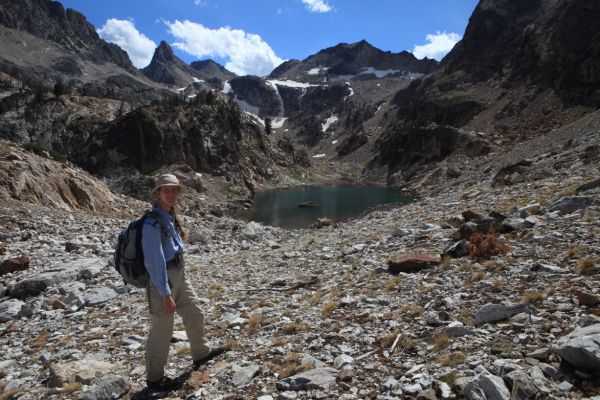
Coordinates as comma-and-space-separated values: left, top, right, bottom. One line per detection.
114, 211, 168, 288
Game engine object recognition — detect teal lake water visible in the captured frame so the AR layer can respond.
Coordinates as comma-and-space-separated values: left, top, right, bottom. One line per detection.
238, 186, 411, 229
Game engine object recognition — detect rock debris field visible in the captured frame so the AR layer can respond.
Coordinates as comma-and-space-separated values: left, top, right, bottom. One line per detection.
1, 157, 600, 400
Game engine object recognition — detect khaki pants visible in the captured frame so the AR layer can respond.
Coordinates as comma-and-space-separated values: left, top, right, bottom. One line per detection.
145, 266, 210, 381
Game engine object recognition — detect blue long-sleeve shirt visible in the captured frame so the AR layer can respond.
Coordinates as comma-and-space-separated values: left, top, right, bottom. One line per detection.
141, 207, 184, 297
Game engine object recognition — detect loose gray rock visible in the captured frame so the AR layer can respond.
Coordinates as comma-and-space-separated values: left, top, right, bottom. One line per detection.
547, 196, 592, 215
475, 303, 532, 326
232, 364, 260, 387
77, 374, 129, 400
554, 323, 600, 371
276, 367, 337, 391
464, 372, 510, 400
444, 240, 468, 258
333, 354, 354, 369
47, 359, 118, 387
82, 287, 118, 306
0, 298, 25, 322
11, 258, 104, 299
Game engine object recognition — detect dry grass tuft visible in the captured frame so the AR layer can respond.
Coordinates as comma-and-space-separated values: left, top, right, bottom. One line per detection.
432, 334, 450, 350
400, 304, 424, 317
267, 353, 315, 379
458, 309, 474, 325
468, 231, 509, 259
280, 322, 306, 335
441, 255, 453, 269
176, 346, 191, 356
61, 382, 83, 394
385, 276, 403, 292
469, 271, 486, 283
577, 258, 599, 275
0, 388, 25, 400
566, 246, 585, 257
437, 352, 466, 367
321, 301, 340, 318
245, 315, 267, 333
271, 337, 287, 347
29, 331, 51, 348
523, 290, 544, 303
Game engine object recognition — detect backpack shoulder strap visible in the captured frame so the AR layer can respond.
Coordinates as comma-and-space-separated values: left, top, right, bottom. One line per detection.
145, 210, 170, 242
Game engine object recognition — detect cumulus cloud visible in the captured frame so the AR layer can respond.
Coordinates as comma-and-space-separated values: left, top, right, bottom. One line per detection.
301, 0, 332, 13
97, 19, 156, 68
165, 20, 284, 76
412, 31, 461, 61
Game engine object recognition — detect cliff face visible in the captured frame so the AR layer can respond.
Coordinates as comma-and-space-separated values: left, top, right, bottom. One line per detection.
0, 0, 134, 70
371, 0, 600, 180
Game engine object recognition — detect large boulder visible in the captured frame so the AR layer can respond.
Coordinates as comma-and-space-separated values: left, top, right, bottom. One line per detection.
554, 324, 600, 371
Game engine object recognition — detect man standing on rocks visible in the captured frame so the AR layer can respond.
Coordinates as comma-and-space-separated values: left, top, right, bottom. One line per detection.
142, 174, 227, 391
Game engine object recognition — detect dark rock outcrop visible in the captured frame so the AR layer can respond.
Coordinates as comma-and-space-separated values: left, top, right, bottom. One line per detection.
229, 76, 280, 117
190, 59, 236, 83
269, 40, 438, 83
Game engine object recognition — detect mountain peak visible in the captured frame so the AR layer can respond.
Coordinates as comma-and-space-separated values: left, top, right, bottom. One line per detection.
152, 41, 177, 63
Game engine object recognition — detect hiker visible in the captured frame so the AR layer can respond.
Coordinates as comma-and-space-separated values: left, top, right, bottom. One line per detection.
143, 173, 226, 391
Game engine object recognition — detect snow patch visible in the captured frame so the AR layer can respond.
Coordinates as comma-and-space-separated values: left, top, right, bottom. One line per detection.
307, 66, 328, 76
329, 66, 419, 82
268, 79, 317, 88
322, 115, 339, 132
266, 80, 285, 117
312, 154, 326, 158
272, 117, 287, 129
176, 87, 186, 92
222, 81, 232, 94
332, 140, 338, 145
193, 77, 204, 83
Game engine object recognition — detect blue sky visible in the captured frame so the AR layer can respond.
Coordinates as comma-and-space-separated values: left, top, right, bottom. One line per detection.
59, 0, 478, 76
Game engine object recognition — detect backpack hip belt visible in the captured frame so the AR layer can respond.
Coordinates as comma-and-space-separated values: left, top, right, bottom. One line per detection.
166, 253, 184, 269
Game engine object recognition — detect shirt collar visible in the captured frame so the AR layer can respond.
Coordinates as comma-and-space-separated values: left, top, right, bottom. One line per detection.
153, 207, 173, 221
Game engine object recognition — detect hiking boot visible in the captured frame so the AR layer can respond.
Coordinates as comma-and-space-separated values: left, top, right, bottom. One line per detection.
193, 346, 230, 368
146, 376, 178, 392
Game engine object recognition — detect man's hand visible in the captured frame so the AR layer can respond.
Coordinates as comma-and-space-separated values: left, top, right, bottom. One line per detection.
163, 295, 176, 314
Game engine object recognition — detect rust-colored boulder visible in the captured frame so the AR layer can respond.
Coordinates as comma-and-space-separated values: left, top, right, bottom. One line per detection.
0, 256, 30, 276
388, 253, 441, 274
572, 288, 600, 306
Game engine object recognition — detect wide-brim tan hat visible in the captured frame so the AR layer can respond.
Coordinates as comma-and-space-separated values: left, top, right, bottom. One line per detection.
152, 173, 186, 194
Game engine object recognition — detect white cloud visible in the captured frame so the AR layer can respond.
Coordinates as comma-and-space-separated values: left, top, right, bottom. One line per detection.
166, 20, 284, 76
302, 0, 332, 13
412, 31, 461, 61
194, 0, 206, 5
97, 19, 156, 68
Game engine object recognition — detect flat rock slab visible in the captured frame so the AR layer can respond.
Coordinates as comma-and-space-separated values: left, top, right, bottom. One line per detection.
554, 323, 600, 371
82, 287, 118, 306
475, 303, 532, 326
77, 374, 129, 400
547, 196, 592, 215
0, 256, 30, 276
388, 253, 441, 273
47, 359, 118, 387
464, 372, 510, 400
277, 367, 337, 391
10, 258, 104, 299
0, 298, 25, 322
232, 364, 260, 387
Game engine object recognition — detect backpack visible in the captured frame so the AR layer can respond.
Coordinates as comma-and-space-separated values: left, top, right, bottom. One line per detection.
114, 210, 169, 288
